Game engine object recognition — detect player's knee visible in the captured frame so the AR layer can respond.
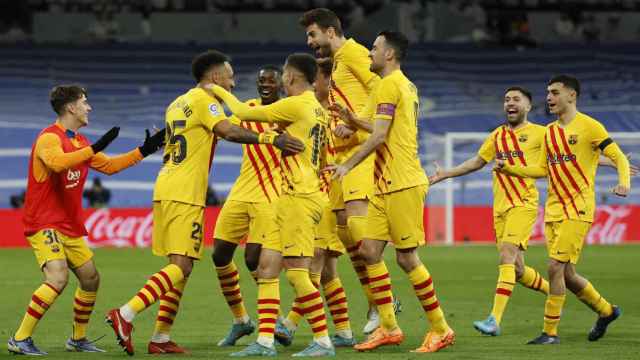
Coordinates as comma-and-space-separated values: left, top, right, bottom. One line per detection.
47, 272, 69, 292
358, 244, 377, 264
321, 265, 337, 284
395, 250, 419, 273
212, 244, 233, 267
514, 263, 525, 279
244, 250, 260, 272
547, 260, 564, 278
82, 269, 100, 290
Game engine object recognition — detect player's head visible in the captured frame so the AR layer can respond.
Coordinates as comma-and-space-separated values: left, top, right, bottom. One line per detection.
283, 53, 317, 95
503, 86, 532, 126
257, 65, 282, 105
192, 50, 235, 91
314, 58, 333, 103
300, 8, 343, 58
49, 85, 91, 126
369, 30, 409, 74
547, 74, 580, 115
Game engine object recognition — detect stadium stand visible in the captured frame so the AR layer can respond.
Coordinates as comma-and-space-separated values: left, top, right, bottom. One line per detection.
1, 42, 639, 207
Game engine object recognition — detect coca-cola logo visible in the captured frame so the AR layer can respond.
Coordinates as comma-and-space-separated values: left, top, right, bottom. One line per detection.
84, 208, 153, 248
530, 206, 631, 245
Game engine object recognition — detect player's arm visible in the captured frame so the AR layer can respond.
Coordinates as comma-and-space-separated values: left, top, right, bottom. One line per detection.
90, 128, 165, 175
213, 119, 304, 154
36, 127, 120, 173
209, 84, 294, 124
600, 140, 631, 196
326, 118, 390, 180
496, 137, 548, 178
429, 157, 487, 186
329, 102, 373, 133
598, 153, 638, 176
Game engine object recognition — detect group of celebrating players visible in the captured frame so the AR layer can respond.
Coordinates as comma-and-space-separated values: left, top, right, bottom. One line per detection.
8, 7, 635, 357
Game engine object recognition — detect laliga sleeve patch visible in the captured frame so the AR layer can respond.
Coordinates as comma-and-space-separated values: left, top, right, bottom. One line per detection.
376, 103, 396, 117
209, 103, 220, 116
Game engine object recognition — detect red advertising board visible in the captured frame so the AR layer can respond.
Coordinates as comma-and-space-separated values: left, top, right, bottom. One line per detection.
0, 206, 638, 248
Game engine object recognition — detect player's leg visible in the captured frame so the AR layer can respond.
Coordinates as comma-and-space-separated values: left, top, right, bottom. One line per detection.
281, 194, 334, 356
516, 250, 549, 295
244, 243, 262, 281
561, 222, 619, 341
280, 248, 323, 339
322, 251, 355, 346
213, 200, 252, 338
231, 248, 281, 357
354, 192, 403, 351
66, 256, 105, 352
390, 185, 453, 353
9, 229, 71, 355
106, 201, 197, 355
528, 221, 566, 345
9, 256, 68, 355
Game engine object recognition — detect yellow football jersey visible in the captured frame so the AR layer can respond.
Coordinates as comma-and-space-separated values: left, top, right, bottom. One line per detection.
330, 38, 379, 162
478, 122, 545, 216
370, 69, 427, 194
153, 87, 226, 206
212, 87, 329, 195
226, 98, 282, 203
538, 112, 620, 222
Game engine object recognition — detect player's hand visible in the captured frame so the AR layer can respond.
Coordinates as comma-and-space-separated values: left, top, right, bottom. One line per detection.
428, 161, 447, 185
138, 128, 166, 157
626, 153, 639, 176
91, 126, 120, 154
329, 103, 357, 126
274, 133, 305, 154
612, 184, 629, 197
493, 159, 506, 172
324, 163, 351, 180
333, 124, 355, 139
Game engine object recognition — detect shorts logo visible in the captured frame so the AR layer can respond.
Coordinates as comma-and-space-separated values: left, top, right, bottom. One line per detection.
348, 189, 359, 194
209, 103, 220, 116
568, 134, 578, 145
401, 235, 411, 241
518, 134, 528, 143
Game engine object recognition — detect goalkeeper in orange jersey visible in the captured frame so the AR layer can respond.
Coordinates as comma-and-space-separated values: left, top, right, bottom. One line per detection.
8, 85, 165, 355
213, 65, 284, 347
496, 75, 631, 345
276, 58, 356, 348
105, 50, 304, 356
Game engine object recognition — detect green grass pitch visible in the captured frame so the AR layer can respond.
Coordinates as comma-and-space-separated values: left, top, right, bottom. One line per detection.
2, 245, 638, 359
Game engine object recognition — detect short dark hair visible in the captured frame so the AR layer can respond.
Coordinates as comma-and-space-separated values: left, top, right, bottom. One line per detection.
548, 74, 580, 97
378, 30, 409, 62
191, 50, 229, 82
317, 58, 333, 78
299, 8, 343, 36
285, 53, 318, 84
505, 86, 533, 103
259, 64, 282, 75
49, 85, 87, 115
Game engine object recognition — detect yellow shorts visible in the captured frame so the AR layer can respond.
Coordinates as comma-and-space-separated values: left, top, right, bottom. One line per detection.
494, 206, 537, 250
365, 185, 427, 249
152, 200, 205, 260
314, 201, 346, 254
214, 200, 280, 251
544, 219, 592, 264
277, 192, 325, 257
329, 155, 374, 210
27, 229, 93, 269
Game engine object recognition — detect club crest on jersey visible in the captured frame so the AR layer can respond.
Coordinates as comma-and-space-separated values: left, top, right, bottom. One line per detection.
568, 134, 578, 145
518, 134, 528, 143
209, 103, 220, 116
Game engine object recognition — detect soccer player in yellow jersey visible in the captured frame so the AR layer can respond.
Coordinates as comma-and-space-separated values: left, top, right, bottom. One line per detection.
328, 31, 454, 353
300, 7, 386, 333
105, 50, 304, 356
429, 87, 550, 336
275, 59, 356, 348
213, 65, 284, 347
210, 53, 335, 357
496, 75, 631, 345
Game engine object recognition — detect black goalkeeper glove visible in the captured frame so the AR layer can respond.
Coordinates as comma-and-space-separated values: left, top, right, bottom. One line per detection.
91, 126, 120, 154
138, 128, 166, 157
